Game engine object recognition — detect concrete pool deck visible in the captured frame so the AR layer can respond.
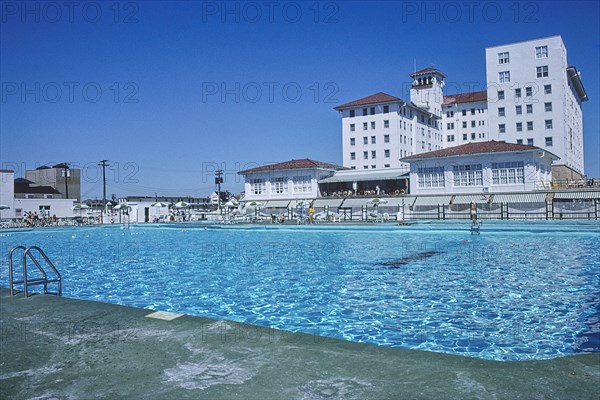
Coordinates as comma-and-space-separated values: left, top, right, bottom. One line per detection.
0, 290, 598, 399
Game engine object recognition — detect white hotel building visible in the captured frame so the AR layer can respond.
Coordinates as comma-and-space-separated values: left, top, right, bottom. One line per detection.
336, 36, 587, 180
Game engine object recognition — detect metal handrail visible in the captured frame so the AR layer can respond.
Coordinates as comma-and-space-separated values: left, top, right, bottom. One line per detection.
8, 245, 62, 297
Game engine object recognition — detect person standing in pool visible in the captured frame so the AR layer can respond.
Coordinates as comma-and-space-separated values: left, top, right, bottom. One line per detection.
470, 202, 478, 225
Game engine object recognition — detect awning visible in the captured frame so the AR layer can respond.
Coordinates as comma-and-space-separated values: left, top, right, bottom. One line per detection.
453, 194, 490, 205
340, 198, 370, 207
413, 195, 452, 206
318, 169, 409, 184
264, 200, 291, 208
553, 191, 600, 200
493, 193, 547, 203
312, 198, 344, 208
288, 199, 314, 208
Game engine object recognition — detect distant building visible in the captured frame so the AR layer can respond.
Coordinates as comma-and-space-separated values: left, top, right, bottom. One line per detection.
238, 159, 347, 201
26, 164, 81, 201
336, 36, 587, 180
12, 177, 75, 218
401, 141, 558, 195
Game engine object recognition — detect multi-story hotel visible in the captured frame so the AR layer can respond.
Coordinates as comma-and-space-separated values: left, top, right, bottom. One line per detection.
485, 36, 587, 179
336, 36, 587, 178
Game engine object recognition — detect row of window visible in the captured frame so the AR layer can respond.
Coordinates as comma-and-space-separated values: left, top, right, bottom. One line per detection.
497, 46, 548, 66
447, 133, 486, 142
515, 137, 553, 146
498, 102, 552, 117
498, 66, 549, 84
447, 120, 486, 130
350, 135, 390, 146
350, 149, 392, 160
250, 177, 312, 195
349, 105, 390, 118
499, 119, 553, 133
350, 164, 392, 170
417, 162, 526, 188
350, 120, 390, 131
498, 84, 551, 100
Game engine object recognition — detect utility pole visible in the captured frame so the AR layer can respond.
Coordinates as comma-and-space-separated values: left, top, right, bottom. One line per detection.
99, 160, 109, 223
215, 170, 223, 210
62, 162, 69, 199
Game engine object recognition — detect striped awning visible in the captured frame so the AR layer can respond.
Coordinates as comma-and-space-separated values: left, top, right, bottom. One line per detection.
263, 200, 291, 208
413, 195, 453, 206
553, 191, 600, 200
453, 194, 490, 205
493, 193, 547, 203
312, 198, 344, 208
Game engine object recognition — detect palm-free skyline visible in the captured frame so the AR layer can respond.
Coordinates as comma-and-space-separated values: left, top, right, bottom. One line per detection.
1, 1, 598, 199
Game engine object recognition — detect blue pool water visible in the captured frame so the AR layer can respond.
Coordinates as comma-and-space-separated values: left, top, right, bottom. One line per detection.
1, 221, 598, 361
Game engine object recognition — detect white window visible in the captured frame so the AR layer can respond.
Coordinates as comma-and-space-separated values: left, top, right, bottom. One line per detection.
545, 119, 553, 129
499, 124, 506, 133
499, 71, 510, 83
417, 166, 445, 188
536, 65, 548, 78
363, 137, 368, 145
515, 88, 521, 98
271, 177, 288, 194
371, 121, 376, 129
516, 122, 522, 132
350, 138, 355, 146
535, 45, 548, 59
384, 134, 390, 143
527, 121, 533, 131
498, 107, 505, 117
447, 135, 455, 142
544, 84, 552, 94
350, 152, 355, 160
371, 136, 376, 144
544, 102, 552, 112
545, 137, 553, 146
371, 150, 376, 159
363, 151, 368, 159
350, 124, 355, 132
453, 164, 483, 187
250, 179, 265, 195
498, 52, 510, 64
384, 120, 389, 128
384, 149, 390, 158
527, 138, 534, 145
516, 105, 522, 115
498, 90, 505, 100
292, 176, 312, 193
526, 104, 533, 114
363, 122, 368, 130
525, 86, 532, 97
492, 162, 524, 185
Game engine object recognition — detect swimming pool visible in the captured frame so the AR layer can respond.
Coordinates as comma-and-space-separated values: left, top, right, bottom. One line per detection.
1, 221, 598, 361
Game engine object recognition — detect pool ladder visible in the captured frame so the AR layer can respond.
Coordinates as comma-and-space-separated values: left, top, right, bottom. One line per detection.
8, 246, 62, 297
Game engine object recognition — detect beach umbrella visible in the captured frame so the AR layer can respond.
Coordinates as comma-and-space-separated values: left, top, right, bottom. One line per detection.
151, 202, 170, 208
113, 203, 129, 210
367, 198, 388, 206
246, 201, 263, 208
0, 204, 9, 220
224, 200, 237, 208
174, 201, 190, 208
71, 203, 90, 217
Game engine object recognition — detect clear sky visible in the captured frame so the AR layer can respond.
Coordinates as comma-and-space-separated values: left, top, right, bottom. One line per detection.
1, 0, 599, 199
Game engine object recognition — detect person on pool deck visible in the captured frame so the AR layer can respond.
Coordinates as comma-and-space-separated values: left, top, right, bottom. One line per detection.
470, 201, 478, 225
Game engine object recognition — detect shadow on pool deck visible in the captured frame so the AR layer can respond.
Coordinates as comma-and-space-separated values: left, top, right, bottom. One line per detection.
0, 289, 597, 400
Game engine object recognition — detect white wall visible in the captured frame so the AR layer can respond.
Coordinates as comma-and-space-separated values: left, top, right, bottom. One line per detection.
485, 36, 584, 174
341, 102, 442, 170
442, 99, 489, 146
408, 151, 555, 195
243, 168, 334, 201
13, 198, 76, 218
0, 171, 15, 218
